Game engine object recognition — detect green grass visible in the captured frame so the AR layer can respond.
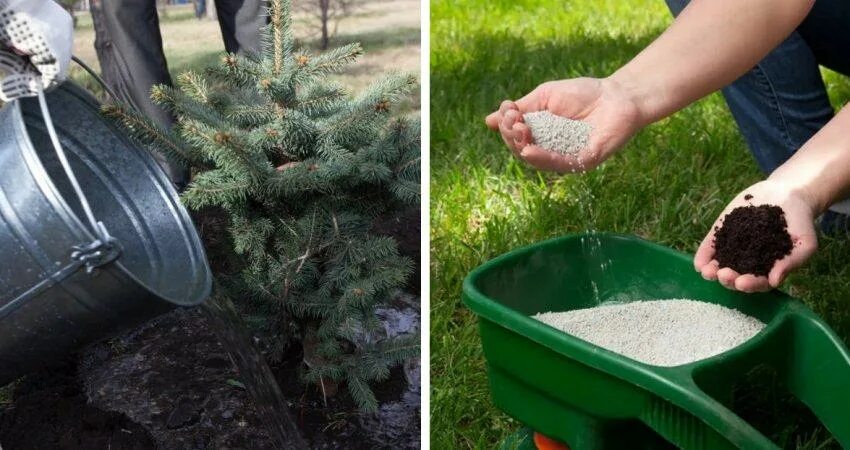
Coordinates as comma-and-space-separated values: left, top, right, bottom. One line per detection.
430, 0, 850, 448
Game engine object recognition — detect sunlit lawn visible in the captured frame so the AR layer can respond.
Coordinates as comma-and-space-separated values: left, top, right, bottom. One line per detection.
430, 0, 850, 448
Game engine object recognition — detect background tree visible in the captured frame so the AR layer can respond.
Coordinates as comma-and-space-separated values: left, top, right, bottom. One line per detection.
105, 0, 420, 411
295, 0, 358, 50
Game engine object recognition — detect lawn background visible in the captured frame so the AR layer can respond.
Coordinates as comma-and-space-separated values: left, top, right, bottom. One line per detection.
430, 0, 850, 448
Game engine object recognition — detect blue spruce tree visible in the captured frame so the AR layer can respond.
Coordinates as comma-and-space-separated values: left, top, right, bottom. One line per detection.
104, 0, 420, 411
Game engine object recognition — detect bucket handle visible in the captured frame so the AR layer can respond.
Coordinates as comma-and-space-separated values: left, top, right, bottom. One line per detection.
0, 49, 122, 270
0, 83, 122, 319
33, 82, 121, 273
71, 56, 121, 103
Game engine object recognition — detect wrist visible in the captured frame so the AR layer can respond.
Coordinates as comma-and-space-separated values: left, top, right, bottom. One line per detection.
605, 69, 667, 127
764, 174, 825, 217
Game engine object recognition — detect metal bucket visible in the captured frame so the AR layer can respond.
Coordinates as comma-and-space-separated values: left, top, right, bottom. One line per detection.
0, 82, 212, 385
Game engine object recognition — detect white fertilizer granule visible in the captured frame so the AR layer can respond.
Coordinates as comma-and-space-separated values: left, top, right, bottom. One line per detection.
523, 111, 592, 155
532, 299, 765, 367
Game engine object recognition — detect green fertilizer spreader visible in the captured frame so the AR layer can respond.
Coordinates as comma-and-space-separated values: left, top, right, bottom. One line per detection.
463, 233, 850, 449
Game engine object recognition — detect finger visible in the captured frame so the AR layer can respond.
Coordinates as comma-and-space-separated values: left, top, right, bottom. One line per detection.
498, 120, 517, 153
716, 267, 740, 290
768, 236, 818, 288
700, 260, 719, 281
485, 101, 518, 129
512, 121, 533, 150
694, 233, 716, 271
500, 100, 518, 115
514, 87, 545, 113
499, 110, 524, 153
485, 111, 501, 129
734, 274, 771, 293
519, 145, 585, 174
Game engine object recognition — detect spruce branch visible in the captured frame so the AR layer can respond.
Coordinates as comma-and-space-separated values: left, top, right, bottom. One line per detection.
266, 0, 293, 76
346, 373, 378, 412
101, 102, 201, 168
293, 43, 362, 82
181, 169, 251, 209
175, 71, 210, 104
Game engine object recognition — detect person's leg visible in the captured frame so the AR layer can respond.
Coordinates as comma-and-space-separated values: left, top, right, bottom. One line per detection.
214, 0, 264, 55
89, 0, 189, 190
797, 0, 850, 78
195, 0, 207, 19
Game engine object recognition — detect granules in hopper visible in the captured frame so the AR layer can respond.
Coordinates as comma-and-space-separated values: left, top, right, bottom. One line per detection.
533, 299, 765, 367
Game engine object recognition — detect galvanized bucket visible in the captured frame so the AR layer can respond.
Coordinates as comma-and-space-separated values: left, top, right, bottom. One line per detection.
0, 82, 212, 385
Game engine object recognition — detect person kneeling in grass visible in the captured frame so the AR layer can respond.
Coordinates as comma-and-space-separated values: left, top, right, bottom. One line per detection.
487, 0, 850, 294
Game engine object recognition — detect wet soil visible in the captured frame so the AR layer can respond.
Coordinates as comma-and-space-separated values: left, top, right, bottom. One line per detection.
714, 204, 793, 276
0, 360, 154, 450
273, 349, 417, 449
0, 305, 418, 450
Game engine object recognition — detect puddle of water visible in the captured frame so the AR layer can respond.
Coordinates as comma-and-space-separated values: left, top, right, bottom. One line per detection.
202, 295, 307, 449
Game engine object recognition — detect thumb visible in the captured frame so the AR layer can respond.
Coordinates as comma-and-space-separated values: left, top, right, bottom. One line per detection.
514, 85, 547, 113
693, 225, 718, 271
485, 111, 500, 129
768, 235, 817, 287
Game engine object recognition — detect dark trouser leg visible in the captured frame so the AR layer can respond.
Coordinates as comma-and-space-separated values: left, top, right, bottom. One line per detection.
89, 0, 190, 190
214, 0, 265, 55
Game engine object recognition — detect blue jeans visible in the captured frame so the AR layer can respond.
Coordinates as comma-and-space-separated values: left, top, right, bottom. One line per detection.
665, 0, 850, 175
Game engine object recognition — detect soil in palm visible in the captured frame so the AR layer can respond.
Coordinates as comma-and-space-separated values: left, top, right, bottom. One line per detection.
713, 204, 793, 276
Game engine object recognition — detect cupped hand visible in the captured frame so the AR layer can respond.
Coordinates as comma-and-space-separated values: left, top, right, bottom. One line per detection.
694, 180, 818, 293
485, 77, 644, 173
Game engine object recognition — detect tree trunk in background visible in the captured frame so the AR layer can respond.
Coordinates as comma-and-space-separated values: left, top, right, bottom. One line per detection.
319, 0, 330, 49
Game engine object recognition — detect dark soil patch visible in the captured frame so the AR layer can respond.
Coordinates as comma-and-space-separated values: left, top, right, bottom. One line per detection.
373, 206, 421, 293
714, 204, 793, 276
0, 359, 153, 450
79, 308, 281, 449
0, 305, 417, 450
273, 346, 416, 449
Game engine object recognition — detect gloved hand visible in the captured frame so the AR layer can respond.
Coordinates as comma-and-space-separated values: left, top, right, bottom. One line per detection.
0, 0, 73, 101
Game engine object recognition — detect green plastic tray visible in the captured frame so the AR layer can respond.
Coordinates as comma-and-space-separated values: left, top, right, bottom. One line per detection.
463, 233, 850, 449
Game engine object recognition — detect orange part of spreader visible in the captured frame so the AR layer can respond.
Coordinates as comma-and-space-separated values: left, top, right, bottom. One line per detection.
533, 432, 570, 450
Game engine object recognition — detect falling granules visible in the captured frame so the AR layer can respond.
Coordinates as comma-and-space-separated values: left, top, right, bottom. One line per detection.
523, 111, 592, 155
533, 299, 765, 367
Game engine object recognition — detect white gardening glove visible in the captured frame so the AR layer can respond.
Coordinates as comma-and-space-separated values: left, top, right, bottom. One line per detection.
0, 0, 73, 101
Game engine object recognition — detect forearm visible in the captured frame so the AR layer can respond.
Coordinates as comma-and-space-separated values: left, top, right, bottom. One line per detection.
768, 106, 850, 215
607, 0, 813, 125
